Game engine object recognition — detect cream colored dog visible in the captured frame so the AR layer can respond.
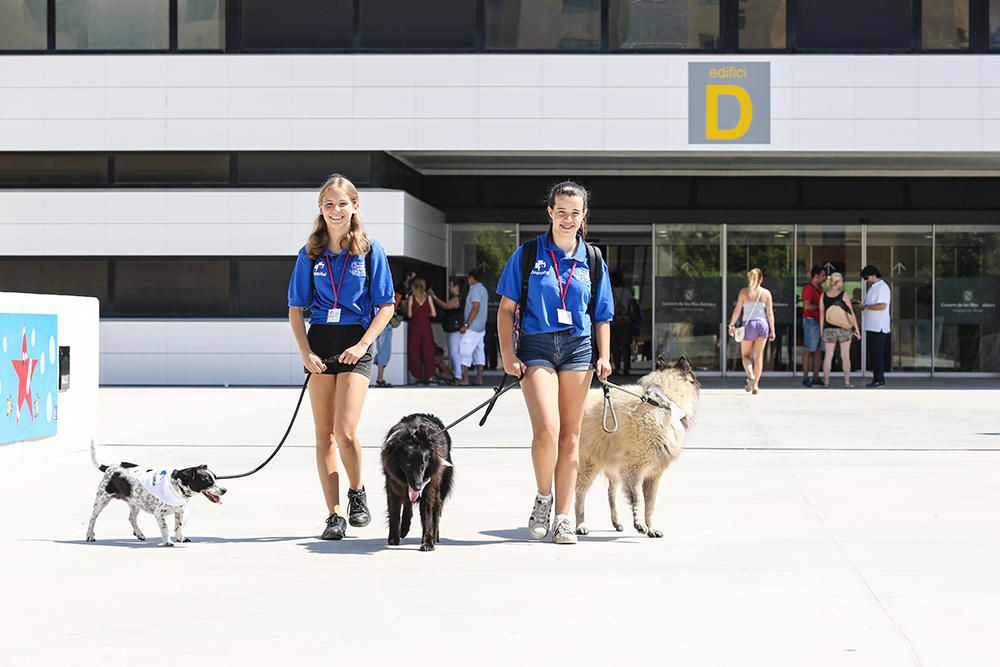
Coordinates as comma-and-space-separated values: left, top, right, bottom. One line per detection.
576, 356, 699, 538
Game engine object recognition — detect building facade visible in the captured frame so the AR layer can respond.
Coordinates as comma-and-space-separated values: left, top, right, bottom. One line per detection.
2, 1, 999, 383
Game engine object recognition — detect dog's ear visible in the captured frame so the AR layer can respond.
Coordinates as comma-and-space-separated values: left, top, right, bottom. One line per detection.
172, 468, 195, 485
675, 355, 692, 372
198, 464, 208, 469
655, 355, 668, 371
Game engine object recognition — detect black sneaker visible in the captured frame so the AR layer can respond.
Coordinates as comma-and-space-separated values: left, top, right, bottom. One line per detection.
802, 378, 812, 387
347, 486, 371, 527
865, 381, 885, 388
321, 513, 346, 540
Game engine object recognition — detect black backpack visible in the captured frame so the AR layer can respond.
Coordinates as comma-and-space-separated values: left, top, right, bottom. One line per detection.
515, 237, 605, 360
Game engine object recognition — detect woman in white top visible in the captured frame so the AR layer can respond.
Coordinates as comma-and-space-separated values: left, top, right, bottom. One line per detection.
727, 268, 776, 395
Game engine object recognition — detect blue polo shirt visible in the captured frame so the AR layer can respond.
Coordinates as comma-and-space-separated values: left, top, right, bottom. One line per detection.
287, 240, 395, 328
497, 233, 613, 337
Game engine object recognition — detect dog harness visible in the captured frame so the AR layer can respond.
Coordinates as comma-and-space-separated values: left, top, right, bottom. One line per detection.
138, 469, 188, 508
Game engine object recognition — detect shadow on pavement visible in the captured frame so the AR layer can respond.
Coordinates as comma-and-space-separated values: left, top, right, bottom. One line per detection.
49, 535, 311, 548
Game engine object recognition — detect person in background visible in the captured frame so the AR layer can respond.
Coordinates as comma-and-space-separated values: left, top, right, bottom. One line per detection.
406, 277, 436, 385
727, 268, 775, 395
801, 266, 826, 387
860, 265, 891, 388
459, 267, 489, 386
818, 272, 861, 388
610, 271, 633, 375
432, 278, 464, 385
373, 289, 402, 387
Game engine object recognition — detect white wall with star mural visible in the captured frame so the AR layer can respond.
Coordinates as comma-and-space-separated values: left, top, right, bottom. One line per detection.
0, 292, 99, 464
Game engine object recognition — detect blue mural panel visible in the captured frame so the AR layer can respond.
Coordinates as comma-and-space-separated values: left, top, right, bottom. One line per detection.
1, 313, 59, 445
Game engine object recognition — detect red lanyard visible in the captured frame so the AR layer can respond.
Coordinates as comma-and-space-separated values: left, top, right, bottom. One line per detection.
550, 250, 578, 309
325, 252, 351, 309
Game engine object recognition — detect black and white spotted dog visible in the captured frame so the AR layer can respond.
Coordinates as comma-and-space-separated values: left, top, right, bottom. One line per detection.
87, 440, 226, 547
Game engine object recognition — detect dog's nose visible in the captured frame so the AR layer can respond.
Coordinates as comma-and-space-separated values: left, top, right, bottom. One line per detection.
219, 487, 227, 495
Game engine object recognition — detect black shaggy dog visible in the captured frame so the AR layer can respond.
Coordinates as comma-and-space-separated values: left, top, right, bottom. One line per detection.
381, 413, 454, 551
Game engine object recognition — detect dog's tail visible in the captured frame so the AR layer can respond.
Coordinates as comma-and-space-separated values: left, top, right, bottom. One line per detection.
90, 439, 108, 472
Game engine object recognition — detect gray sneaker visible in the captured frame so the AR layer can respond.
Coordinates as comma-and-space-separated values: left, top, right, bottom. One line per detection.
552, 515, 578, 544
528, 495, 553, 540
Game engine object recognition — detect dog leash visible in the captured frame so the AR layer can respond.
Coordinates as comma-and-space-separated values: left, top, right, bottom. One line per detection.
597, 377, 680, 435
430, 373, 523, 438
215, 356, 337, 480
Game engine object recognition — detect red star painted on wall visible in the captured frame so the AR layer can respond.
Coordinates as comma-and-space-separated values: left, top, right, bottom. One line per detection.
10, 326, 37, 424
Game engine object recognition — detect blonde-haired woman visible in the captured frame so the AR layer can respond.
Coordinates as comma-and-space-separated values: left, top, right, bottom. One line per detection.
406, 277, 436, 384
727, 268, 775, 395
288, 174, 396, 540
818, 272, 861, 388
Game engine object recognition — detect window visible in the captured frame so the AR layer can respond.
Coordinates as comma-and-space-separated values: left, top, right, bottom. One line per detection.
486, 0, 600, 49
738, 0, 785, 49
237, 258, 297, 317
240, 0, 352, 50
992, 0, 1000, 47
0, 153, 109, 187
360, 0, 476, 49
114, 153, 230, 186
178, 0, 224, 50
0, 0, 47, 49
55, 0, 169, 50
795, 0, 911, 50
922, 0, 969, 49
114, 259, 230, 315
237, 152, 372, 187
0, 258, 110, 316
610, 0, 720, 50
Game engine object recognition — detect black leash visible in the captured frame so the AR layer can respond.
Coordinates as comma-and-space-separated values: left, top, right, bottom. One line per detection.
215, 368, 315, 480
217, 364, 521, 480
430, 373, 522, 437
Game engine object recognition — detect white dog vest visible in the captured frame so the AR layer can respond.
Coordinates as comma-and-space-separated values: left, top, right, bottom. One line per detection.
138, 468, 188, 508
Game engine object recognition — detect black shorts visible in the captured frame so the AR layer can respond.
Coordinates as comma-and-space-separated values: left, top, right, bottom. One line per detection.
306, 324, 373, 378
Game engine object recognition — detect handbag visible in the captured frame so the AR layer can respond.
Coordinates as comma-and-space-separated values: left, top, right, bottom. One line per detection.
442, 308, 464, 333
730, 291, 762, 342
389, 313, 403, 328
825, 300, 853, 329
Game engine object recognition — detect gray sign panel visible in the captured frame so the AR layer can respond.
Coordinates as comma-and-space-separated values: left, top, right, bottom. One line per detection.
688, 62, 770, 144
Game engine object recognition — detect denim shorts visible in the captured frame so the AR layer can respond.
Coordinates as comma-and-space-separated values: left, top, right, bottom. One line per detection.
802, 318, 821, 351
518, 331, 593, 372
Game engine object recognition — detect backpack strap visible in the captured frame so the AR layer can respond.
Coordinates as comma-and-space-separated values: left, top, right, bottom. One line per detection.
586, 242, 603, 319
519, 238, 538, 309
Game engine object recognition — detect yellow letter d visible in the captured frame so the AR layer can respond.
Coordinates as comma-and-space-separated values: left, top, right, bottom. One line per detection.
706, 85, 753, 140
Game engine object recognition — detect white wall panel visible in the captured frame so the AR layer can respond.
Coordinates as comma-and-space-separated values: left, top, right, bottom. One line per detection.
3, 54, 997, 152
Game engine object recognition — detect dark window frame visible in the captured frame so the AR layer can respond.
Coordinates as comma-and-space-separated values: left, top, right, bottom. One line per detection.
5, 1, 998, 54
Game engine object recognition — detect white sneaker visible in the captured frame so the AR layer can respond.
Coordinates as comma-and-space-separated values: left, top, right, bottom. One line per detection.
528, 494, 553, 540
552, 515, 578, 544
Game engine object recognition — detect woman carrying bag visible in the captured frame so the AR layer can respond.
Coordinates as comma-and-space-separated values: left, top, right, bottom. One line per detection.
818, 272, 861, 388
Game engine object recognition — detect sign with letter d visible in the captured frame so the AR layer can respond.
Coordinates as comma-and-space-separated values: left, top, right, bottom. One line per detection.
688, 62, 770, 144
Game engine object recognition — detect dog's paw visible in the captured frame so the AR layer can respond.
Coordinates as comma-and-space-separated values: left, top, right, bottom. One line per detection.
612, 521, 624, 532
575, 524, 589, 536
387, 536, 400, 546
419, 542, 435, 552
634, 522, 648, 535
646, 528, 663, 538
85, 534, 96, 542
159, 541, 175, 547
181, 537, 191, 543
134, 532, 145, 541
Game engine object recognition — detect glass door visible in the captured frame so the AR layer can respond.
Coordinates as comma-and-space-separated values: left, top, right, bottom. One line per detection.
934, 225, 1000, 373
865, 226, 933, 373
726, 224, 795, 374
654, 224, 722, 372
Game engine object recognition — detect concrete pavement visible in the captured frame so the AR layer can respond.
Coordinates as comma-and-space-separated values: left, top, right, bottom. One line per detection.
1, 379, 998, 666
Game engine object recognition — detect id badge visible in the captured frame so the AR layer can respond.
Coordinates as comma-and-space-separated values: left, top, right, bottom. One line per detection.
327, 308, 342, 323
557, 308, 573, 325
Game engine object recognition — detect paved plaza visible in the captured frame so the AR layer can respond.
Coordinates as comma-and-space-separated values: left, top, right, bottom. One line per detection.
2, 378, 999, 666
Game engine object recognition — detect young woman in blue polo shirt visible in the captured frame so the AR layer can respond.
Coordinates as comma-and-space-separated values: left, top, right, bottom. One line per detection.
496, 181, 614, 545
288, 174, 396, 540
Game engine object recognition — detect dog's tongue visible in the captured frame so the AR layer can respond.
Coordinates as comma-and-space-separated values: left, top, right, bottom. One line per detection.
407, 486, 420, 503
203, 492, 222, 505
